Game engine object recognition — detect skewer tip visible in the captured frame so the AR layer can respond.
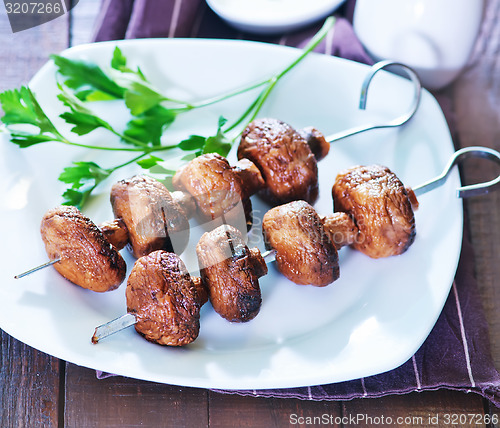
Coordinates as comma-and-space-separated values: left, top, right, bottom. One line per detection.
14, 258, 61, 279
91, 313, 137, 344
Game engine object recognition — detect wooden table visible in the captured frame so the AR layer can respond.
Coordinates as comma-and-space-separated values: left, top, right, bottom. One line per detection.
1, 1, 499, 426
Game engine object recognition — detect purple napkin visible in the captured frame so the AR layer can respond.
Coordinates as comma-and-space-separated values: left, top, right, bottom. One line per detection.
214, 236, 500, 405
92, 0, 500, 406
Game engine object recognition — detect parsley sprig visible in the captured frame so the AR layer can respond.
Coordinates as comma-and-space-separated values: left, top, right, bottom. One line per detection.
1, 17, 335, 208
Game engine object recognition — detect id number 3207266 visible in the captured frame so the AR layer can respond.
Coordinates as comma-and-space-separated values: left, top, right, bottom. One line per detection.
5, 2, 63, 14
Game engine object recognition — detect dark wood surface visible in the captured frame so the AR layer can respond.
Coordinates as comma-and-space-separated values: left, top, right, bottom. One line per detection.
1, 1, 499, 427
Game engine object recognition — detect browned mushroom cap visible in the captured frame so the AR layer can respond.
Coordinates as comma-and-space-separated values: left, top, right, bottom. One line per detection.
332, 165, 416, 258
262, 200, 339, 286
126, 251, 200, 346
238, 118, 319, 204
172, 153, 253, 231
111, 175, 190, 258
196, 224, 267, 323
40, 206, 126, 292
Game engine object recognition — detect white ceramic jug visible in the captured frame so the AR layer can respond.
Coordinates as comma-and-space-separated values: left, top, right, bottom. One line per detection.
353, 0, 484, 90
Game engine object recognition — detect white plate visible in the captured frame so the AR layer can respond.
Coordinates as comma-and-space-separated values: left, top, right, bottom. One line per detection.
206, 0, 346, 35
0, 39, 462, 390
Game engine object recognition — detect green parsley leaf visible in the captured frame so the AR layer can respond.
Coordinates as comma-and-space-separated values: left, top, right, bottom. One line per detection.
176, 117, 233, 157
111, 47, 127, 71
180, 152, 198, 162
110, 47, 147, 80
162, 174, 174, 190
178, 135, 206, 151
110, 47, 163, 116
8, 132, 57, 148
61, 188, 87, 207
202, 116, 232, 157
124, 79, 167, 116
0, 86, 59, 135
59, 161, 111, 208
74, 89, 118, 102
136, 155, 164, 169
217, 116, 228, 128
59, 161, 110, 188
123, 104, 176, 146
57, 86, 113, 136
59, 111, 109, 136
135, 158, 176, 189
203, 135, 232, 157
51, 54, 125, 100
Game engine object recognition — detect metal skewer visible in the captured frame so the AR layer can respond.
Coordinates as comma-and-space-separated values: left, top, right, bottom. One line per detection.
412, 146, 500, 198
326, 60, 422, 143
261, 248, 276, 263
14, 258, 61, 279
92, 247, 278, 344
92, 313, 137, 344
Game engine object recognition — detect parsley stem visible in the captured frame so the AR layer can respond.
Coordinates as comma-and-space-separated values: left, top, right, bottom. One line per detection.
171, 17, 335, 117
246, 16, 336, 126
181, 79, 270, 111
173, 17, 335, 124
224, 86, 267, 134
109, 153, 148, 172
60, 141, 147, 151
57, 138, 178, 152
107, 128, 153, 149
224, 16, 336, 139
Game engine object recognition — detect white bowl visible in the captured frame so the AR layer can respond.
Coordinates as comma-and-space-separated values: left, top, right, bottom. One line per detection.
206, 0, 346, 35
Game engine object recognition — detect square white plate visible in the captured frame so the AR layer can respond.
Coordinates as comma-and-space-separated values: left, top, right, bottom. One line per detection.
0, 39, 462, 389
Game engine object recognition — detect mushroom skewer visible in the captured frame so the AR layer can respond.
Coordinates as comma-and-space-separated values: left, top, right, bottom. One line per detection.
92, 229, 271, 344
91, 253, 209, 345
92, 201, 343, 343
14, 155, 265, 282
29, 206, 128, 292
13, 180, 191, 287
331, 146, 500, 259
238, 61, 421, 205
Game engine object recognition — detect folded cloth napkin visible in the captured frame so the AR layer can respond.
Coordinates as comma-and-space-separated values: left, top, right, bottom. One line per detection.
214, 235, 500, 405
92, 0, 500, 407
